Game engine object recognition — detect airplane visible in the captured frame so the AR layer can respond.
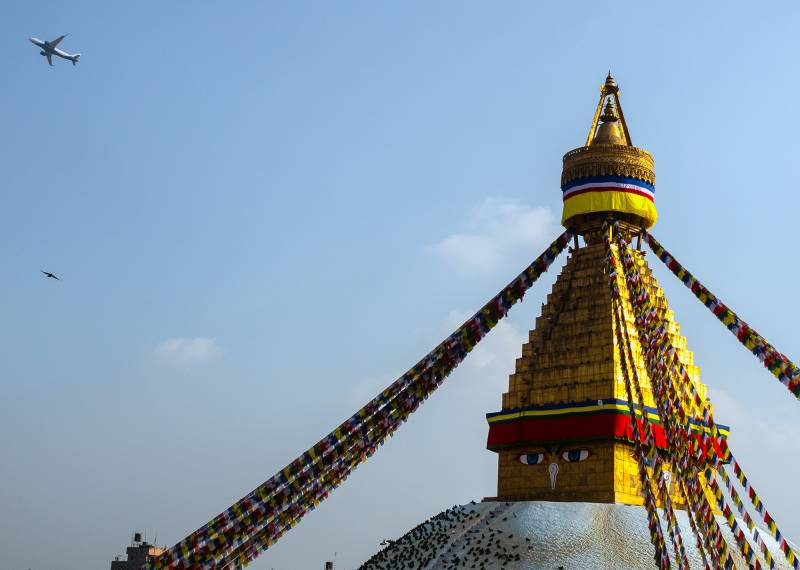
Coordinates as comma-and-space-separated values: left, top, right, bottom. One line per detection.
28, 35, 80, 66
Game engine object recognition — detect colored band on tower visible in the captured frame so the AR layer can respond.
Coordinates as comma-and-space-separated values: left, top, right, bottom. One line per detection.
561, 174, 658, 228
486, 398, 729, 454
562, 175, 654, 201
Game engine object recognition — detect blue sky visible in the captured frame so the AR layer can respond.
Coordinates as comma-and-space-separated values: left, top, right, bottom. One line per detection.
1, 2, 799, 569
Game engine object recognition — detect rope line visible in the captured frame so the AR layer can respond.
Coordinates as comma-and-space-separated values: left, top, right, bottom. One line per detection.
642, 231, 799, 568
147, 231, 572, 569
615, 297, 692, 568
610, 225, 736, 569
644, 232, 800, 401
607, 233, 682, 568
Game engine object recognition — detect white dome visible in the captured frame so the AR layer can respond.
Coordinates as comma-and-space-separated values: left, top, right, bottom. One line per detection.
357, 501, 794, 570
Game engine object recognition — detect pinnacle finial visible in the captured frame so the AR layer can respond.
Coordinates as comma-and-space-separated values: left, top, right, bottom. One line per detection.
604, 71, 619, 94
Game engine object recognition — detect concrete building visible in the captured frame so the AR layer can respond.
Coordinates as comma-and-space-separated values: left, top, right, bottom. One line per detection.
110, 533, 165, 570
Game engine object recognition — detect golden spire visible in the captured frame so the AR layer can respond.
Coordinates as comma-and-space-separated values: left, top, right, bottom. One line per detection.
560, 73, 657, 233
585, 71, 631, 147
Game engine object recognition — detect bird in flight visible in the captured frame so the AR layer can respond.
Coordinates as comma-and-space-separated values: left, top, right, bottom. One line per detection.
41, 270, 60, 280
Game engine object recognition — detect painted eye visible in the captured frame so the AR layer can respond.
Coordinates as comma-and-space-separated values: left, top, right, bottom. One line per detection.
518, 453, 545, 465
561, 449, 591, 462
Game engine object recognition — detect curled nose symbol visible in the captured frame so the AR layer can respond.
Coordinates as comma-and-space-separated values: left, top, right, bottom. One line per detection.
548, 462, 559, 490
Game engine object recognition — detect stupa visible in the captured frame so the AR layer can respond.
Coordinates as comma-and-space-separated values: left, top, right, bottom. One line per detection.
355, 74, 794, 570
146, 73, 798, 570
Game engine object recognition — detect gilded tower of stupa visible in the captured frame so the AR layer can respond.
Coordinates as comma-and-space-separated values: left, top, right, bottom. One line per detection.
354, 74, 799, 570
486, 73, 726, 506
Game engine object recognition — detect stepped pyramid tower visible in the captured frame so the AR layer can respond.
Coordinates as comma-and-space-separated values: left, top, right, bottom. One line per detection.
486, 72, 723, 505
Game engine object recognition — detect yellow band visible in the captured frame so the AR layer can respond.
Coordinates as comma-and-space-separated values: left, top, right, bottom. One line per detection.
562, 191, 658, 228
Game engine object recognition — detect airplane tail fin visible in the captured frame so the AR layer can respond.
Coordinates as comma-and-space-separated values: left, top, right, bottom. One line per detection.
71, 53, 80, 65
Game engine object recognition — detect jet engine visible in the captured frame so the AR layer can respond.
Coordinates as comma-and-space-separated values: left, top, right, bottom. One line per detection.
40, 51, 46, 56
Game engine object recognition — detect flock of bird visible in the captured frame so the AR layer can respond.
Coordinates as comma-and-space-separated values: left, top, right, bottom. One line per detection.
357, 502, 559, 570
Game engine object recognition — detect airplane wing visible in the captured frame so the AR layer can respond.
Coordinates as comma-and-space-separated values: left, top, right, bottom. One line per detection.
50, 34, 66, 47
46, 52, 53, 66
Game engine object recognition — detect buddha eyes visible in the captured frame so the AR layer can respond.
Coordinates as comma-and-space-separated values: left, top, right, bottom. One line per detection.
562, 449, 591, 462
518, 453, 545, 465
517, 449, 592, 465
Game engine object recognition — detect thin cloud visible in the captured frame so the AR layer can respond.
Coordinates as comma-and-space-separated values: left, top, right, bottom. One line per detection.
154, 337, 222, 365
348, 312, 525, 408
425, 198, 555, 273
708, 387, 800, 535
445, 310, 525, 380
